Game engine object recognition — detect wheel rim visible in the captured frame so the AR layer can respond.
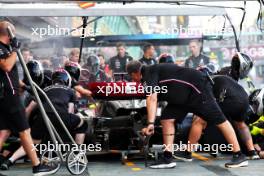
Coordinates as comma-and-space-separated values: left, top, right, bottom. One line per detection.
41, 150, 61, 173
67, 151, 88, 175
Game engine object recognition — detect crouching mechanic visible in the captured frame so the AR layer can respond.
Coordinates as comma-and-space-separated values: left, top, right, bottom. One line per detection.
126, 61, 247, 169
174, 73, 259, 162
0, 21, 57, 175
31, 69, 88, 144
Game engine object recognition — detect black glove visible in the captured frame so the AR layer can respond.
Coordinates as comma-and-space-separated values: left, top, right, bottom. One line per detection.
10, 37, 21, 51
0, 48, 11, 59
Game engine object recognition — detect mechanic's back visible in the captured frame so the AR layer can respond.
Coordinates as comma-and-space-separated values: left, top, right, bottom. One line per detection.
43, 84, 76, 114
142, 63, 207, 104
212, 75, 248, 104
212, 75, 249, 121
42, 69, 76, 114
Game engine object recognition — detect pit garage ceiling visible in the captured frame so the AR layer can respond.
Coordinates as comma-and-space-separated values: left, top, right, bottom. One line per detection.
0, 2, 229, 16
0, 0, 258, 2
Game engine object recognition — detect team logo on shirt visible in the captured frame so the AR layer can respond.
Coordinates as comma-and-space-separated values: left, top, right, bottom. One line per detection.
115, 59, 121, 69
188, 60, 194, 68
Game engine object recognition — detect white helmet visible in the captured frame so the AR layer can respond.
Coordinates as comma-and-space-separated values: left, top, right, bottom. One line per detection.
249, 88, 264, 116
231, 52, 253, 79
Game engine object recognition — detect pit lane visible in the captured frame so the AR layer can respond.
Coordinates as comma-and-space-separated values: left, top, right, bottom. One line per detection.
2, 153, 263, 176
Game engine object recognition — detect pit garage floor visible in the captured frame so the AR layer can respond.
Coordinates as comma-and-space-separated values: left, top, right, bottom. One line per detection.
1, 153, 263, 176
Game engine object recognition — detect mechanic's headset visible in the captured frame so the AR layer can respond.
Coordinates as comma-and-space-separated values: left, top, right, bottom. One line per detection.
51, 68, 72, 88
249, 88, 264, 116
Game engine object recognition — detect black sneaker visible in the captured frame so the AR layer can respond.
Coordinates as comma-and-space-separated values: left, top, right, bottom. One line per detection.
32, 164, 58, 176
149, 156, 176, 169
247, 150, 260, 160
0, 156, 5, 166
209, 153, 218, 158
225, 153, 248, 168
173, 151, 192, 162
0, 159, 13, 170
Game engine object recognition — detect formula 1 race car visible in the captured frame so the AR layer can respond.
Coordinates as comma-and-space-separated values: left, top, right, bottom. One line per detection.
77, 81, 163, 164
75, 79, 198, 165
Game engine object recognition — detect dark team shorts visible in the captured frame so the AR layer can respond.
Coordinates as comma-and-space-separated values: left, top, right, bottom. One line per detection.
0, 106, 30, 133
31, 112, 87, 140
218, 99, 249, 122
161, 80, 227, 125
